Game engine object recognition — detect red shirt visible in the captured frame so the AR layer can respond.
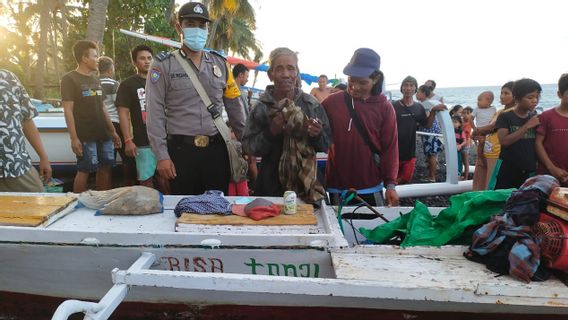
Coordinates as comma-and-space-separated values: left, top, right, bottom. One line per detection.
536, 107, 568, 175
463, 121, 472, 146
323, 92, 398, 189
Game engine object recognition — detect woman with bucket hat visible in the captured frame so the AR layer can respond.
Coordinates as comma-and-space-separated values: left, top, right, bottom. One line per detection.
322, 48, 399, 206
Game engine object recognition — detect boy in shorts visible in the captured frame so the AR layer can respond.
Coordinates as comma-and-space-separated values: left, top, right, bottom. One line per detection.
117, 45, 169, 193
61, 40, 121, 192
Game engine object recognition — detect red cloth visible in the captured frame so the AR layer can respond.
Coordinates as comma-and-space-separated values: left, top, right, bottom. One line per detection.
244, 198, 281, 220
398, 157, 417, 184
228, 180, 249, 196
231, 204, 247, 217
463, 121, 472, 146
322, 91, 399, 189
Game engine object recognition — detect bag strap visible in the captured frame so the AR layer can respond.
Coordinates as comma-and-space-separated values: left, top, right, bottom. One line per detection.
172, 50, 232, 143
343, 92, 381, 155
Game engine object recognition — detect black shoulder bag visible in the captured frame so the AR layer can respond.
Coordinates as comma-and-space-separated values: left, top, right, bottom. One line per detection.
343, 92, 381, 165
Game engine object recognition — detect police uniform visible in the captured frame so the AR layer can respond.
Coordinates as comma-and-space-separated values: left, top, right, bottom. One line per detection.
146, 48, 245, 195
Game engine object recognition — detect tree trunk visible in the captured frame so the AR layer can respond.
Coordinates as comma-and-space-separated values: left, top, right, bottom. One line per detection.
165, 0, 176, 26
207, 19, 219, 50
35, 0, 50, 99
85, 0, 109, 49
49, 13, 61, 81
60, 0, 68, 45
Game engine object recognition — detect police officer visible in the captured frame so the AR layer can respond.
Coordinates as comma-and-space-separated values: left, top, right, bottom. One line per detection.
146, 2, 245, 195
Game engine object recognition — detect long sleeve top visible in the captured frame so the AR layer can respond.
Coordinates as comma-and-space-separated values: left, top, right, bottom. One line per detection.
323, 91, 398, 189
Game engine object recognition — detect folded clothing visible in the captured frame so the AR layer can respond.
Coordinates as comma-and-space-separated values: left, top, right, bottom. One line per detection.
174, 190, 231, 217
244, 198, 281, 221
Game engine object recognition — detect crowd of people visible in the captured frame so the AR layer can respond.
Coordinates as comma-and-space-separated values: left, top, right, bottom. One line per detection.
2, 1, 567, 207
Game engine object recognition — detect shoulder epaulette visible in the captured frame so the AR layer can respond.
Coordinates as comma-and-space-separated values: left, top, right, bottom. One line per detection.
155, 51, 172, 62
208, 50, 227, 61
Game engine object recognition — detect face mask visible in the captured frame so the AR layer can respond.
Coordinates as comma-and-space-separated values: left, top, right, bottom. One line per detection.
182, 27, 208, 52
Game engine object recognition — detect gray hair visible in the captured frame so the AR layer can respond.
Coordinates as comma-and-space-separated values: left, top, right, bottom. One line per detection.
267, 47, 299, 75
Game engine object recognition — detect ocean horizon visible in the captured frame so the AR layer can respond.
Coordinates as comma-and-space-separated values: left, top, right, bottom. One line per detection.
387, 83, 559, 111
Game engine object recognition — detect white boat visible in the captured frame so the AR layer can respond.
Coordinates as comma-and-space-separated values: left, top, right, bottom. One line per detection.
29, 112, 75, 170
1, 193, 567, 320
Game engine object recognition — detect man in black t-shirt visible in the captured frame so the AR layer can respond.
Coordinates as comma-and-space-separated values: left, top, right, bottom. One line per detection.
392, 76, 444, 184
117, 45, 168, 193
61, 40, 121, 192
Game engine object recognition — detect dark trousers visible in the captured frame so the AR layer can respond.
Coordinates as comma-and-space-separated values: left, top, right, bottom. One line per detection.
494, 161, 533, 190
167, 137, 230, 195
112, 122, 136, 184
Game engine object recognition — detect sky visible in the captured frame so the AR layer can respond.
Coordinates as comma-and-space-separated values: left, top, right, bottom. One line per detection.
1, 0, 567, 89
250, 0, 568, 89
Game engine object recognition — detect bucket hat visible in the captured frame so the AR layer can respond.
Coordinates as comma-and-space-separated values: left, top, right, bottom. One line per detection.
343, 48, 380, 77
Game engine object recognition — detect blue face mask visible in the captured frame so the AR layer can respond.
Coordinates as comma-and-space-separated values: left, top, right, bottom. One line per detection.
182, 27, 208, 52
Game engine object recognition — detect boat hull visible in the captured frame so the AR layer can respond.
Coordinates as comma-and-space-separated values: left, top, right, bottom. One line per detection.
1, 291, 566, 320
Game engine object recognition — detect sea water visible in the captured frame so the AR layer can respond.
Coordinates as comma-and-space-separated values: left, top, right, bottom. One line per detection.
389, 83, 559, 111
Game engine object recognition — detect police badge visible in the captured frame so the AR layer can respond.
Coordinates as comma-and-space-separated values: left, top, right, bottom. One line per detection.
213, 65, 222, 78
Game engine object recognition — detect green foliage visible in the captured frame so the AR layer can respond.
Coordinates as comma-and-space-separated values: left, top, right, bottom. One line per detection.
74, 0, 177, 81
207, 0, 262, 62
0, 0, 262, 96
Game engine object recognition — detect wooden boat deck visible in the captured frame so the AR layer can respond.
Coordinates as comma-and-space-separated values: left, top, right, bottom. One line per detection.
0, 192, 348, 248
332, 246, 568, 308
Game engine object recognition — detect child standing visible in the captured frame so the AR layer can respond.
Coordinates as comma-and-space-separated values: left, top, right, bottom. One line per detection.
494, 79, 541, 189
453, 116, 466, 177
535, 73, 568, 186
479, 81, 516, 189
471, 91, 497, 190
461, 106, 473, 180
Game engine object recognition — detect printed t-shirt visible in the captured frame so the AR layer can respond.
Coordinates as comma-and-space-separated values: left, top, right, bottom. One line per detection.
60, 71, 110, 142
115, 75, 149, 147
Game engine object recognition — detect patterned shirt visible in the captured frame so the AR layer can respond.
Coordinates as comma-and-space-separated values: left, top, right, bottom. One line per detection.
0, 69, 37, 178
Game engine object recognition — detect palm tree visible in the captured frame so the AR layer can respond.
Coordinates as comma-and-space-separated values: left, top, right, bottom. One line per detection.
205, 0, 262, 61
85, 0, 108, 46
35, 0, 51, 99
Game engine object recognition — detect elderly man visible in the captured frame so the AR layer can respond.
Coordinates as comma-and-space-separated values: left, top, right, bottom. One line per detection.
242, 48, 331, 203
146, 2, 245, 195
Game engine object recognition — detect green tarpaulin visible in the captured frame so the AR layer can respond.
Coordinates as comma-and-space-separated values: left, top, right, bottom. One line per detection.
359, 189, 514, 247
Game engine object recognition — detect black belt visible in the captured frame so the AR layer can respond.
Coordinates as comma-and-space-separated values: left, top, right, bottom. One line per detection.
167, 134, 223, 147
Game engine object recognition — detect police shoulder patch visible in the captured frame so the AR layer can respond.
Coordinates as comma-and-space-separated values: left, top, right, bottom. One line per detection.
150, 66, 161, 84
155, 51, 172, 62
208, 50, 227, 61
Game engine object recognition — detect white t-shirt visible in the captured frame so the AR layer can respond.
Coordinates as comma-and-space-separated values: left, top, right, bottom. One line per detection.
473, 106, 497, 127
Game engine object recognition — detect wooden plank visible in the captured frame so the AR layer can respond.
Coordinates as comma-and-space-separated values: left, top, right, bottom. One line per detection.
176, 204, 316, 226
0, 195, 76, 227
0, 195, 75, 206
548, 187, 568, 221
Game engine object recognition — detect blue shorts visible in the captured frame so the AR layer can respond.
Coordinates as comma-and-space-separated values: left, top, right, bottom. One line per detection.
76, 140, 115, 172
135, 147, 157, 181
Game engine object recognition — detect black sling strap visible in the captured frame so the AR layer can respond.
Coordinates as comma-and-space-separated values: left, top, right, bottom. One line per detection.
343, 92, 381, 157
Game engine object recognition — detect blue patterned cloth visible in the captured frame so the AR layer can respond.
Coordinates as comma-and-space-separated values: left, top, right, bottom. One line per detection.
174, 190, 232, 217
469, 175, 559, 282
